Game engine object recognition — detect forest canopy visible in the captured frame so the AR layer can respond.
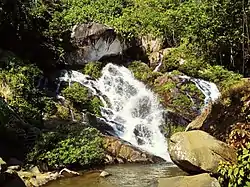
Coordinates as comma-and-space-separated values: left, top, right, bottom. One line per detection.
0, 0, 249, 75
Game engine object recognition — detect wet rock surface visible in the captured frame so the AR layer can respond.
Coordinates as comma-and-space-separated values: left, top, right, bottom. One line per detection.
158, 173, 220, 187
103, 136, 165, 164
169, 130, 237, 174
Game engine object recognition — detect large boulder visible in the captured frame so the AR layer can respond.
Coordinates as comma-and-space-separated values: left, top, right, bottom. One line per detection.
158, 173, 220, 187
104, 136, 164, 164
66, 23, 127, 65
169, 130, 237, 174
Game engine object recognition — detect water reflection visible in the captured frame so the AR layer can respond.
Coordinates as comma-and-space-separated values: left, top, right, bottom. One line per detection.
45, 163, 186, 187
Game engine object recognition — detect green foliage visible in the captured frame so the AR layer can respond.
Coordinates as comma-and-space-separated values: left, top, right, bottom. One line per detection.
27, 127, 104, 168
1, 0, 250, 75
162, 44, 243, 91
199, 65, 242, 91
166, 125, 185, 138
128, 61, 162, 87
88, 97, 104, 117
0, 58, 48, 124
82, 62, 103, 79
62, 83, 103, 116
62, 83, 89, 105
218, 143, 250, 187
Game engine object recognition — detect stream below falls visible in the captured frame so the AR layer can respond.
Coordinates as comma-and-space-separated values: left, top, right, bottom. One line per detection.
45, 163, 186, 187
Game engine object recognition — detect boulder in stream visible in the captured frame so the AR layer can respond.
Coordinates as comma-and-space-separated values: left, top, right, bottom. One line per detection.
158, 173, 220, 187
99, 170, 111, 177
169, 130, 237, 174
104, 136, 165, 164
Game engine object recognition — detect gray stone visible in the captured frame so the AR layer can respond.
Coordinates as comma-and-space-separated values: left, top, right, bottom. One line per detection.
66, 23, 127, 65
99, 171, 111, 177
158, 173, 220, 187
169, 130, 237, 174
104, 135, 165, 164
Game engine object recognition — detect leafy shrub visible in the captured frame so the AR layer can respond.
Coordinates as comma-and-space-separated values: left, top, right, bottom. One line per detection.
229, 123, 250, 149
83, 62, 103, 79
218, 143, 250, 187
0, 60, 49, 125
199, 65, 242, 91
87, 97, 104, 117
27, 127, 104, 169
62, 83, 89, 105
128, 61, 162, 87
162, 45, 243, 91
62, 83, 104, 116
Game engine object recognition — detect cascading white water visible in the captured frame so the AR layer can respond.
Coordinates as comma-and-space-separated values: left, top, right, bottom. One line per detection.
57, 63, 171, 161
98, 64, 170, 161
179, 75, 221, 107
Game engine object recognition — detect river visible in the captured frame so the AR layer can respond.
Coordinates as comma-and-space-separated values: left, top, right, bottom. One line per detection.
45, 163, 186, 187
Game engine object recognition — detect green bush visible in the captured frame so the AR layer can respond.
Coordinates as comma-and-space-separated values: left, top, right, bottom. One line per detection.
82, 62, 103, 79
62, 83, 89, 105
218, 143, 250, 187
62, 83, 104, 116
162, 44, 243, 91
88, 97, 104, 117
0, 61, 48, 124
27, 127, 104, 169
199, 65, 243, 91
128, 61, 162, 87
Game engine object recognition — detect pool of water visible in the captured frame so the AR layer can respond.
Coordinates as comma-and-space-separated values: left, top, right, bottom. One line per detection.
45, 163, 186, 187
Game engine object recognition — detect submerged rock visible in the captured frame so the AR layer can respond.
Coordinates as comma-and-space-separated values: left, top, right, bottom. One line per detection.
158, 173, 220, 187
169, 130, 236, 174
104, 136, 165, 164
99, 170, 111, 177
59, 168, 80, 177
66, 23, 127, 65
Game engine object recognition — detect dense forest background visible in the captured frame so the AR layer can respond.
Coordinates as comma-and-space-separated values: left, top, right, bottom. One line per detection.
0, 0, 249, 75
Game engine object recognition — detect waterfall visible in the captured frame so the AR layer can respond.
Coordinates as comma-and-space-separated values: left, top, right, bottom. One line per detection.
179, 75, 221, 107
58, 63, 171, 161
153, 52, 163, 72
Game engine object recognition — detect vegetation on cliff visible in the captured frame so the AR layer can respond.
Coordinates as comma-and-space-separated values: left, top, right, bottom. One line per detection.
28, 127, 104, 169
1, 0, 249, 74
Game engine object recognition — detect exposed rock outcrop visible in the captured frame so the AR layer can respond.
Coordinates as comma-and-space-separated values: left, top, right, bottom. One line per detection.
158, 173, 220, 187
66, 23, 127, 65
104, 136, 164, 164
185, 103, 212, 131
169, 130, 237, 174
0, 165, 61, 187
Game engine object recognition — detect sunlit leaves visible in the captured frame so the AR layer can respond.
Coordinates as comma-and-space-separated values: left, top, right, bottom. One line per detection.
218, 143, 250, 187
